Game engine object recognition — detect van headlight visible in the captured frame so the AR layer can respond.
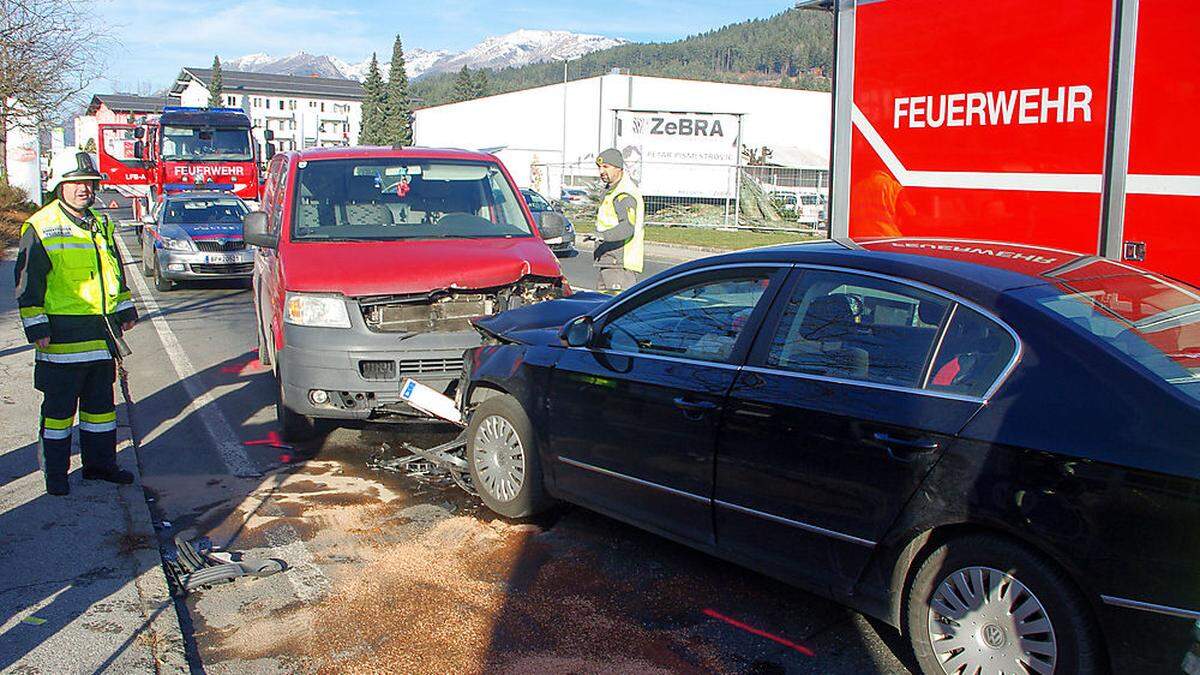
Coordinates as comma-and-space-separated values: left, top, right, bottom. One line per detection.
285, 293, 352, 328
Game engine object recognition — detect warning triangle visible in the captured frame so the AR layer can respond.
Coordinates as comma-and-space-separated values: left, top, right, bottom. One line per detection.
108, 199, 118, 208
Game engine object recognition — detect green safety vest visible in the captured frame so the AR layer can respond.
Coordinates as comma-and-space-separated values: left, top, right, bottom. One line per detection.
595, 174, 645, 273
18, 201, 133, 363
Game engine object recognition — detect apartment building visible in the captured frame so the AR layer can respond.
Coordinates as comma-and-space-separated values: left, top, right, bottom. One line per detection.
170, 68, 364, 154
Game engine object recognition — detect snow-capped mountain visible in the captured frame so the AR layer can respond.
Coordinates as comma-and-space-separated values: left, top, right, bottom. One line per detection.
225, 30, 626, 82
432, 30, 625, 74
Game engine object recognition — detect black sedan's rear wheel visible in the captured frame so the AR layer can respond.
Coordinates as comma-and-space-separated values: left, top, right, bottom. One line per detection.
466, 394, 553, 518
905, 534, 1103, 675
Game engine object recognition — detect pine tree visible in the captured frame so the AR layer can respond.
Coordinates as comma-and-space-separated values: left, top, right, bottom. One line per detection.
452, 66, 475, 103
473, 68, 490, 98
359, 53, 385, 145
381, 35, 413, 146
208, 55, 224, 108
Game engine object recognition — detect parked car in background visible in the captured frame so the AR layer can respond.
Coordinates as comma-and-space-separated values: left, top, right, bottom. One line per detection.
458, 237, 1200, 675
560, 187, 591, 205
244, 147, 568, 441
520, 188, 575, 255
140, 190, 253, 291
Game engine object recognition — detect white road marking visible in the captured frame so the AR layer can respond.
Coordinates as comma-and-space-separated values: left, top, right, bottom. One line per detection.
117, 233, 259, 478
116, 229, 330, 601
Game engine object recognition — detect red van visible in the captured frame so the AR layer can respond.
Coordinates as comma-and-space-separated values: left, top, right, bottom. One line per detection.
243, 147, 567, 440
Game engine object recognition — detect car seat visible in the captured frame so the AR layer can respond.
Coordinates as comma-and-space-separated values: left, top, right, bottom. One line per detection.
781, 293, 870, 378
343, 175, 393, 225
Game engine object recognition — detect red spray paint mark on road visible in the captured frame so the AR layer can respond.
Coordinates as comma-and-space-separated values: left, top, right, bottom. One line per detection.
702, 608, 815, 657
244, 431, 292, 450
220, 357, 267, 376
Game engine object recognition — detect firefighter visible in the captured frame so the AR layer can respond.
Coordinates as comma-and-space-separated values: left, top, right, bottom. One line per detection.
15, 149, 138, 496
587, 148, 645, 292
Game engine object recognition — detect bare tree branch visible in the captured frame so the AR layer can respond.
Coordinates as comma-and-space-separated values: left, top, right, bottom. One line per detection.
1, 0, 112, 179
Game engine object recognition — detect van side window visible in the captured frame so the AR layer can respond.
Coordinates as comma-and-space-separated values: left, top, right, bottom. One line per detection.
267, 160, 289, 235
766, 270, 951, 387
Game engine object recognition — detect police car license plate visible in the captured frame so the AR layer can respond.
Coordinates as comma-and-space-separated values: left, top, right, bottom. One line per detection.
544, 236, 563, 244
204, 254, 243, 264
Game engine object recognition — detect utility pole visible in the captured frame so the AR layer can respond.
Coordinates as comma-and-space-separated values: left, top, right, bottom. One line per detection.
559, 57, 578, 198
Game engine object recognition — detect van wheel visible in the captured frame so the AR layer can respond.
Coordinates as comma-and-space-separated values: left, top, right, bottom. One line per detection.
466, 394, 553, 518
275, 364, 322, 442
905, 534, 1102, 675
153, 258, 174, 292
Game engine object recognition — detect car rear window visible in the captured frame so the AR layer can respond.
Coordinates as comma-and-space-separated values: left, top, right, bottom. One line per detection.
1025, 272, 1200, 403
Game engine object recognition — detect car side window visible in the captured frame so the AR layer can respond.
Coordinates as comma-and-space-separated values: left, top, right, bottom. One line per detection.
766, 270, 951, 387
926, 305, 1016, 397
596, 271, 774, 364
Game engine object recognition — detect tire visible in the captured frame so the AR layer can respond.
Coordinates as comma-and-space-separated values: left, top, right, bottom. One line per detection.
466, 395, 553, 518
905, 534, 1103, 675
153, 257, 174, 292
274, 363, 322, 442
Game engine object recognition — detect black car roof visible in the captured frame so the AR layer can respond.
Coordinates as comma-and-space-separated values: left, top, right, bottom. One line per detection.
688, 237, 1139, 300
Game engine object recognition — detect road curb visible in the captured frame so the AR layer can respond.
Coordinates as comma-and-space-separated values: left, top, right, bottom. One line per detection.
116, 379, 190, 672
575, 239, 715, 263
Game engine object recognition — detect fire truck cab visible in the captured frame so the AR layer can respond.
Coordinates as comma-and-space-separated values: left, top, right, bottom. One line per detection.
98, 106, 269, 218
824, 0, 1200, 286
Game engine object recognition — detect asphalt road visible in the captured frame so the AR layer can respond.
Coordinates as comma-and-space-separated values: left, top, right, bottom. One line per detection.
107, 215, 916, 674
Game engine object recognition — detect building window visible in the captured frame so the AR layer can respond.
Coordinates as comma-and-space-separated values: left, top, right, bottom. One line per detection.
290, 120, 296, 130
278, 99, 284, 110
309, 101, 317, 108
320, 102, 325, 112
288, 99, 297, 110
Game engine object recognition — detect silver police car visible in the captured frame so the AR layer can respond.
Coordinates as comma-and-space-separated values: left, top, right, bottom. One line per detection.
140, 191, 253, 291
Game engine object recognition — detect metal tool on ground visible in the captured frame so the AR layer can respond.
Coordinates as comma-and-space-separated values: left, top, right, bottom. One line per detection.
367, 435, 476, 496
165, 533, 285, 596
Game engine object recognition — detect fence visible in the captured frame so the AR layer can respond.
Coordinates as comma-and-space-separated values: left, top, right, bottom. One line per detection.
528, 160, 829, 234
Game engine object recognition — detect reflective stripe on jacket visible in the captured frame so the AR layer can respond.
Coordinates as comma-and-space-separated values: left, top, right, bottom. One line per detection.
595, 174, 645, 273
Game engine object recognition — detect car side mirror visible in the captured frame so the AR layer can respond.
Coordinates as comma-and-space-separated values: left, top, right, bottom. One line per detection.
133, 140, 144, 159
559, 316, 594, 348
134, 127, 144, 139
242, 211, 277, 248
551, 200, 564, 210
265, 143, 277, 161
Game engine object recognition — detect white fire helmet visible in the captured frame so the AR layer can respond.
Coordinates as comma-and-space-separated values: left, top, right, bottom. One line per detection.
47, 148, 107, 193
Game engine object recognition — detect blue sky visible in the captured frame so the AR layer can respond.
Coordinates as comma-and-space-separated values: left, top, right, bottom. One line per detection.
95, 0, 792, 94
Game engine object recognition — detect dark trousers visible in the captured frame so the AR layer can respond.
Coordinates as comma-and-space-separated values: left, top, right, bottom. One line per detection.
34, 360, 118, 491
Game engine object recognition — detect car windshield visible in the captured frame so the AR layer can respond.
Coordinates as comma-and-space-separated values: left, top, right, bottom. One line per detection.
161, 126, 253, 161
162, 198, 248, 224
292, 159, 534, 241
521, 190, 551, 212
1027, 270, 1200, 403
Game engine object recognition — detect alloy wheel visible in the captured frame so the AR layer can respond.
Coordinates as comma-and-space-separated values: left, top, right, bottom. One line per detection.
472, 415, 525, 502
927, 565, 1058, 675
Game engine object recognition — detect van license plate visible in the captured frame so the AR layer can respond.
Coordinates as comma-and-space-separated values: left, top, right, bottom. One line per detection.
204, 254, 242, 264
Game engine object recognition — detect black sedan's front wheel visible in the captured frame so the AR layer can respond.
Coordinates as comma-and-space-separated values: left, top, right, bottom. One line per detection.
905, 534, 1103, 675
466, 394, 553, 518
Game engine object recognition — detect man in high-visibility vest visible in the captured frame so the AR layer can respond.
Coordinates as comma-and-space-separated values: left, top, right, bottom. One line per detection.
14, 149, 138, 496
588, 148, 644, 292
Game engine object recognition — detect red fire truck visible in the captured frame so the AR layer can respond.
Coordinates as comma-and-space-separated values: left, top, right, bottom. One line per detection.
822, 0, 1200, 285
98, 106, 271, 218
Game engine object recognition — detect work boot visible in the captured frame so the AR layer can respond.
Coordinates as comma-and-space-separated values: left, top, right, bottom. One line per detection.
82, 466, 134, 485
46, 483, 70, 496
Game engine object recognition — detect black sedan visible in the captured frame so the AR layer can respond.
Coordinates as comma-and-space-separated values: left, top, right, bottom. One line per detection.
520, 188, 575, 255
457, 238, 1200, 675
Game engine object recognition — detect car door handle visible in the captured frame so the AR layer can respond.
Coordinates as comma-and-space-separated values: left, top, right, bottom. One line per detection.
674, 397, 719, 411
873, 432, 940, 452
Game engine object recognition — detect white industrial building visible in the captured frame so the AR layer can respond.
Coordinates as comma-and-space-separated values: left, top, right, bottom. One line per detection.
170, 68, 364, 156
414, 71, 831, 203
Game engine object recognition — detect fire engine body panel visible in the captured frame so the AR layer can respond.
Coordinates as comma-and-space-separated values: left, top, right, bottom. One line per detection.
830, 0, 1200, 285
98, 107, 262, 216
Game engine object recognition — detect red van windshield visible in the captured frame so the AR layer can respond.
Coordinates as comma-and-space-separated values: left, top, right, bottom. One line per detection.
291, 159, 533, 241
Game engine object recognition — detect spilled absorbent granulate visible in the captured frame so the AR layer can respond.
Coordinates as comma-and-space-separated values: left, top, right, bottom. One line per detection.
198, 460, 733, 674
